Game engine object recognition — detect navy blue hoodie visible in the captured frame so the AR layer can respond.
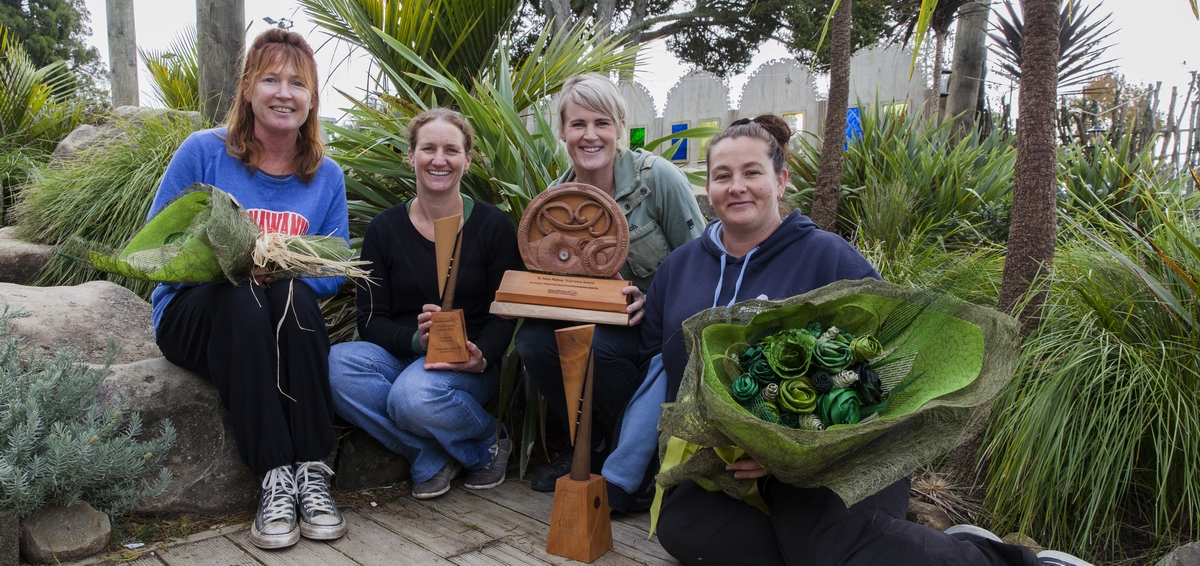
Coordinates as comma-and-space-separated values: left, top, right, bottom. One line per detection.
639, 210, 881, 401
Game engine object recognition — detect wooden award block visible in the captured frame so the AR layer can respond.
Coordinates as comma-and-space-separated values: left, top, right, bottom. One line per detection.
425, 309, 468, 363
490, 183, 632, 325
546, 474, 613, 563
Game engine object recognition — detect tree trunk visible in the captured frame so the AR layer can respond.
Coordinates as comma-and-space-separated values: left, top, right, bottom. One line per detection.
106, 0, 138, 107
945, 0, 989, 142
810, 0, 852, 233
998, 0, 1060, 338
197, 0, 245, 124
596, 0, 616, 39
547, 0, 573, 36
933, 31, 947, 123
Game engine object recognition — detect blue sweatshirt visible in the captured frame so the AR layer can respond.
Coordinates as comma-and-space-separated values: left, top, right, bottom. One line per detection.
147, 128, 350, 332
640, 210, 881, 402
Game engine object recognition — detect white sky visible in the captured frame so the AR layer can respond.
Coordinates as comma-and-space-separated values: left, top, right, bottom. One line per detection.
80, 0, 1199, 120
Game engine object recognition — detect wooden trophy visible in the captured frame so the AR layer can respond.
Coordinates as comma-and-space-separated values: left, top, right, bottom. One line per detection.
546, 324, 613, 563
490, 183, 632, 325
425, 215, 470, 364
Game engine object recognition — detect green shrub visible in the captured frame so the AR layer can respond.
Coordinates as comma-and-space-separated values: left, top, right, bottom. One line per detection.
139, 26, 200, 112
13, 111, 203, 299
0, 307, 176, 518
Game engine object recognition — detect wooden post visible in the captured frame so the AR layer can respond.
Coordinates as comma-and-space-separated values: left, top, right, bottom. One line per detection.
945, 0, 989, 143
197, 0, 245, 124
106, 0, 138, 107
547, 325, 612, 563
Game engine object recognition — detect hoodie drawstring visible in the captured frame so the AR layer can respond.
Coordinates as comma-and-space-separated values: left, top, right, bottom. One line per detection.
710, 247, 758, 316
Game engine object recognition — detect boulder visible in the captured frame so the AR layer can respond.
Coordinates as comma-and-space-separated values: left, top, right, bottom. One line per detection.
18, 502, 110, 564
333, 426, 411, 490
0, 281, 159, 365
0, 228, 54, 285
907, 499, 953, 532
98, 357, 259, 515
1001, 532, 1043, 554
1157, 542, 1200, 566
54, 107, 203, 157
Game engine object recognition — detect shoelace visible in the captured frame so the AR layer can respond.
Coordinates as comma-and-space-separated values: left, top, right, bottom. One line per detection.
260, 465, 297, 524
295, 461, 337, 515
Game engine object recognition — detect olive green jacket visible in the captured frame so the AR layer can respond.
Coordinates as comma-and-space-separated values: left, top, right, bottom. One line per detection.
552, 148, 707, 292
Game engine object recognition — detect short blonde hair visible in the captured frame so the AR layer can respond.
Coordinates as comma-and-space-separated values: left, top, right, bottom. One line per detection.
558, 73, 626, 137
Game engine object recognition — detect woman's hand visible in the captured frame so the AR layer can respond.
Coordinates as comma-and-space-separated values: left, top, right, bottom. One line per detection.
623, 285, 645, 326
416, 304, 439, 351
251, 266, 276, 287
424, 341, 488, 373
727, 458, 768, 480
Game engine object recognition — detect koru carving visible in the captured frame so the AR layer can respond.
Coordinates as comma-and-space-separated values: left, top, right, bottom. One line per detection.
518, 182, 629, 278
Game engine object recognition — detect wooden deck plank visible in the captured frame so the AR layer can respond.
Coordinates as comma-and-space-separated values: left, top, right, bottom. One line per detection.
369, 496, 512, 563
228, 529, 360, 566
412, 487, 642, 566
448, 540, 553, 566
329, 509, 454, 565
468, 482, 677, 565
155, 536, 260, 566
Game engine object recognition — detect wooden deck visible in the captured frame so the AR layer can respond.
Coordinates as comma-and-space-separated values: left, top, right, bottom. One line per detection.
73, 480, 678, 566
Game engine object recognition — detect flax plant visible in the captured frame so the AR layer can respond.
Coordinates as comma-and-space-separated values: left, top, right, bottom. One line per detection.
13, 112, 202, 299
984, 195, 1200, 560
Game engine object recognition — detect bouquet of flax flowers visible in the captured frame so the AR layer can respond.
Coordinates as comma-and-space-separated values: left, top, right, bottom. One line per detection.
81, 184, 368, 284
656, 279, 1020, 508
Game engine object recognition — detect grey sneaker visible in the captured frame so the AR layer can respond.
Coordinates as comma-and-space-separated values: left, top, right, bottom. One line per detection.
412, 459, 461, 500
944, 524, 1003, 543
295, 461, 346, 540
249, 465, 299, 550
464, 426, 512, 490
1037, 550, 1094, 566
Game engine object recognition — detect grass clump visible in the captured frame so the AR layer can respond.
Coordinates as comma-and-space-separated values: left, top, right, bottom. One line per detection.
0, 307, 176, 518
13, 111, 202, 299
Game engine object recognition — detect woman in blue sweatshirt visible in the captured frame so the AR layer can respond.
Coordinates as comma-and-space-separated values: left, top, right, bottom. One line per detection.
149, 29, 348, 550
645, 116, 1084, 565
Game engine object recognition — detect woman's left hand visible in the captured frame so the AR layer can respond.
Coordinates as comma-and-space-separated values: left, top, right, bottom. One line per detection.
424, 341, 488, 373
727, 458, 768, 480
624, 285, 645, 326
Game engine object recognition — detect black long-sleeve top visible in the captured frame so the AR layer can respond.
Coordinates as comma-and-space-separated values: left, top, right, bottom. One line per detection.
355, 196, 525, 367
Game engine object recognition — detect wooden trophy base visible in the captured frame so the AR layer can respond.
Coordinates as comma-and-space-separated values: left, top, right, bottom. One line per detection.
490, 271, 630, 326
546, 474, 613, 563
426, 309, 469, 363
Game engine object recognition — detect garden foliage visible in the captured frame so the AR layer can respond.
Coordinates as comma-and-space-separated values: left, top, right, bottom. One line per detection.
0, 308, 175, 518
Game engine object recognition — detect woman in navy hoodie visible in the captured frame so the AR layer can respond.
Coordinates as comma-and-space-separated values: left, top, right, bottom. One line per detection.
646, 116, 1086, 566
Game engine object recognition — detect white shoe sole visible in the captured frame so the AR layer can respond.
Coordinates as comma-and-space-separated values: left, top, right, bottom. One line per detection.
300, 520, 347, 540
249, 524, 300, 549
464, 476, 505, 490
411, 484, 452, 499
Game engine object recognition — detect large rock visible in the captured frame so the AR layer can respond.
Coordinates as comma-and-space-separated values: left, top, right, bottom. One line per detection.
54, 106, 202, 157
18, 502, 110, 564
333, 426, 411, 490
0, 281, 158, 365
0, 228, 53, 285
907, 499, 952, 532
99, 357, 259, 515
1157, 542, 1200, 566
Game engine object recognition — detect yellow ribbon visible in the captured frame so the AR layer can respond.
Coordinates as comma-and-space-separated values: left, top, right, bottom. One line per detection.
648, 437, 768, 538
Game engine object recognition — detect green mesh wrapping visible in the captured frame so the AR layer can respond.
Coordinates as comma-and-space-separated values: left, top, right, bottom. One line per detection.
656, 279, 1020, 507
87, 183, 352, 284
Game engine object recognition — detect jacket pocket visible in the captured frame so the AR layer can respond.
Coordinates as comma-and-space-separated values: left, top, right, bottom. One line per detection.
625, 222, 672, 284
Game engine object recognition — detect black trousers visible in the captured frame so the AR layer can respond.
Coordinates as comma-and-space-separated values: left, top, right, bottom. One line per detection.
514, 318, 642, 446
657, 477, 1038, 566
156, 280, 336, 477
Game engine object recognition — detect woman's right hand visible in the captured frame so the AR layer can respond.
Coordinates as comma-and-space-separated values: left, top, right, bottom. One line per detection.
416, 304, 440, 351
727, 458, 768, 479
251, 266, 276, 287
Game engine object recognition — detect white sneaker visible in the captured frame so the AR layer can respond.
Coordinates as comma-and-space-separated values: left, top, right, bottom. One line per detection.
944, 524, 1004, 543
1037, 550, 1094, 566
249, 465, 299, 549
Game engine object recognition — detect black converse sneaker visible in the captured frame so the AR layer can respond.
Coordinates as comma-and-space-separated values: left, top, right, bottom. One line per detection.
294, 461, 346, 541
249, 464, 299, 549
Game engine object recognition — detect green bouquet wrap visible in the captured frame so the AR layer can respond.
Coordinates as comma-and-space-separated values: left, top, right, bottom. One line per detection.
85, 184, 366, 284
656, 279, 1020, 508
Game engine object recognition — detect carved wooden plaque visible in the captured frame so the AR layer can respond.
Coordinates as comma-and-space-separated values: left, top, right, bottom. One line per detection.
518, 183, 629, 278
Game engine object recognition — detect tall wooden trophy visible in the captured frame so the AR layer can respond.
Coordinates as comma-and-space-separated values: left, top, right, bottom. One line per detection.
425, 215, 470, 363
546, 324, 613, 563
489, 183, 631, 325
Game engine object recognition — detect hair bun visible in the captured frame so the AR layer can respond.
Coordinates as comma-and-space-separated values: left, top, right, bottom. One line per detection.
752, 114, 792, 149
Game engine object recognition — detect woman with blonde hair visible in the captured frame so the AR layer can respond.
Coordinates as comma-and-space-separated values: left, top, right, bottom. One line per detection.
149, 28, 348, 550
516, 73, 707, 510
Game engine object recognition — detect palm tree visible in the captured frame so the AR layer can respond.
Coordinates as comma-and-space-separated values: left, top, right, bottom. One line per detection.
990, 0, 1118, 90
809, 0, 852, 232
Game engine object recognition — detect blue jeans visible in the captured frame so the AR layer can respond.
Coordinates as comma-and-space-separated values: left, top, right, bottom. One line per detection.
328, 341, 499, 483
